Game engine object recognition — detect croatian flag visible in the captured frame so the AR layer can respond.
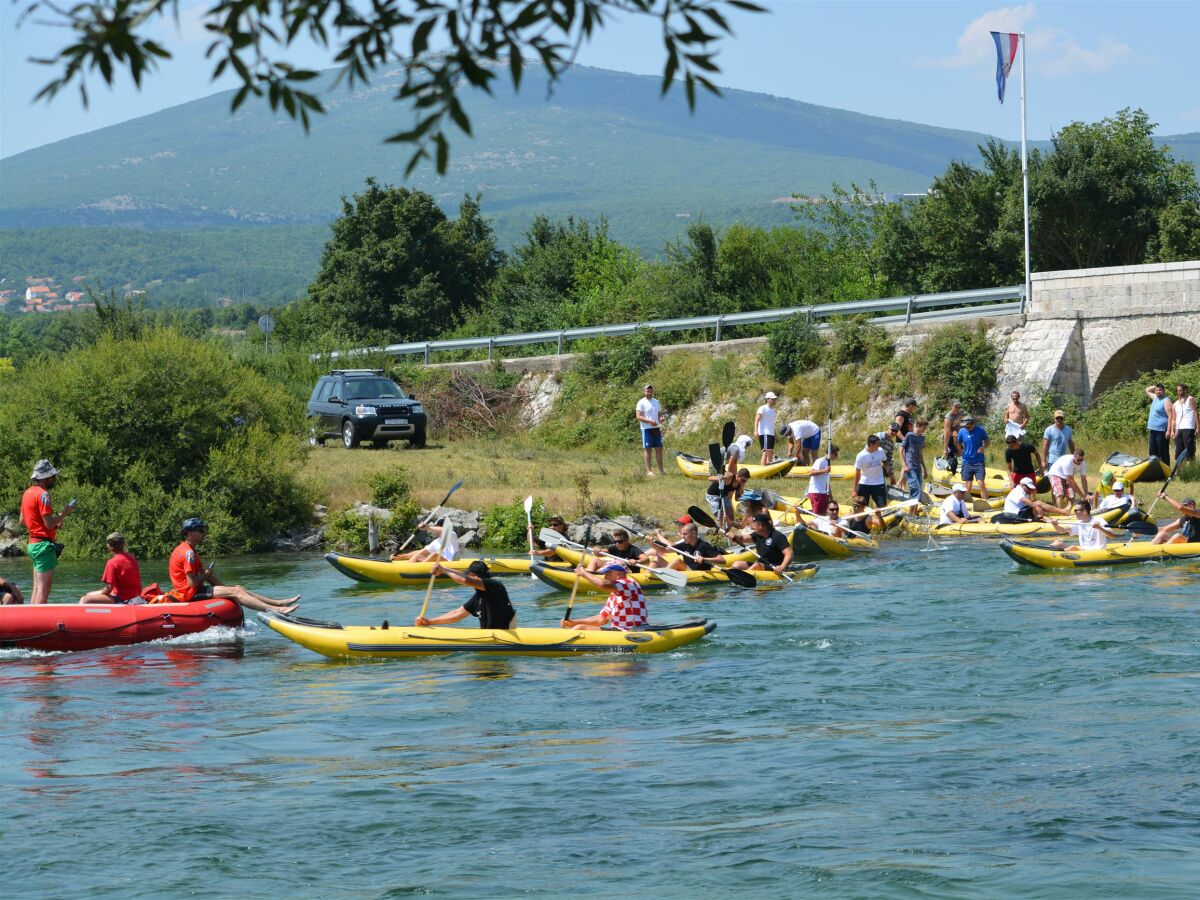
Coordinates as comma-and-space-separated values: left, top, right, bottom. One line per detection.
991, 31, 1020, 103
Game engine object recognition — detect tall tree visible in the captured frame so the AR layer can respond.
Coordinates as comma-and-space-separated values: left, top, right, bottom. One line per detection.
304, 179, 500, 341
20, 0, 764, 174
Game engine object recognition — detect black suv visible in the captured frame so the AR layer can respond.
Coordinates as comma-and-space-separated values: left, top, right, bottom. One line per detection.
307, 370, 427, 448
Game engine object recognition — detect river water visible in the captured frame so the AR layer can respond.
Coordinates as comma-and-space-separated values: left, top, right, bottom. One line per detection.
2, 542, 1198, 897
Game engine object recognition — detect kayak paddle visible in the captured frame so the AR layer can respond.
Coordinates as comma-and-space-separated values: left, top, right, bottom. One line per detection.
394, 479, 464, 554
538, 528, 687, 588
607, 521, 756, 588
523, 495, 536, 579
1123, 448, 1189, 544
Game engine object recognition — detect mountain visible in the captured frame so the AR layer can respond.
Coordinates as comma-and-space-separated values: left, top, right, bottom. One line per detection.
2, 63, 1196, 299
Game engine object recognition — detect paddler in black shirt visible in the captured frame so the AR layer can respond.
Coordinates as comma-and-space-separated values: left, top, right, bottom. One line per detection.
585, 528, 646, 572
727, 512, 794, 575
650, 517, 729, 571
415, 561, 516, 629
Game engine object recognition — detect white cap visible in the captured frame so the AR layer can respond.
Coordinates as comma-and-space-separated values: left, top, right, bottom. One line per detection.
737, 434, 753, 446
764, 391, 778, 400
1019, 477, 1036, 489
1113, 480, 1125, 490
952, 482, 967, 493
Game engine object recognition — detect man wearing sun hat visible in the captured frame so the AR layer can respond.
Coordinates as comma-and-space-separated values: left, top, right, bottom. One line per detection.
562, 562, 648, 631
754, 391, 780, 464
21, 459, 76, 604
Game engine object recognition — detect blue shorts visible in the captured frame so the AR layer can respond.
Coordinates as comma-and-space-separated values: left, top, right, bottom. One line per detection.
800, 430, 821, 451
961, 460, 986, 481
641, 427, 663, 449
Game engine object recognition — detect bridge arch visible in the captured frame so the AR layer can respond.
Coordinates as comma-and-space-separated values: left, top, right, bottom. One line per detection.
1089, 325, 1200, 399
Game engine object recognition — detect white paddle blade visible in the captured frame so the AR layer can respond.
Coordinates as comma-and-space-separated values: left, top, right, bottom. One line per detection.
538, 527, 568, 547
523, 495, 534, 514
649, 566, 688, 587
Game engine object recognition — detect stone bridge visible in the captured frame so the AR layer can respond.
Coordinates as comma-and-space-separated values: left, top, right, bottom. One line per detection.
995, 260, 1200, 408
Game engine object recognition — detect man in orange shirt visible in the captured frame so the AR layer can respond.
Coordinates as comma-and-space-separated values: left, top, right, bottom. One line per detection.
80, 532, 144, 604
20, 459, 76, 604
164, 518, 299, 613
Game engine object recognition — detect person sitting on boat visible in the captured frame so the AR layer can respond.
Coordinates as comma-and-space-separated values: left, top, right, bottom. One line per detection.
585, 528, 647, 573
562, 563, 648, 632
1001, 478, 1067, 522
531, 515, 570, 562
0, 575, 24, 605
416, 560, 516, 628
391, 523, 460, 563
1150, 494, 1200, 545
161, 518, 299, 614
808, 501, 849, 538
727, 513, 793, 575
939, 483, 976, 525
734, 490, 768, 528
1049, 500, 1119, 551
651, 519, 729, 571
80, 532, 143, 604
705, 467, 749, 527
840, 496, 885, 534
1094, 480, 1135, 514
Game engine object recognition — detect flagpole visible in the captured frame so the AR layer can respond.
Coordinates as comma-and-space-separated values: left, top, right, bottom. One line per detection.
1019, 32, 1031, 315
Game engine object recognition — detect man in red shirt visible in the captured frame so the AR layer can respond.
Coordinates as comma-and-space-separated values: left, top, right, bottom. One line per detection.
561, 563, 649, 631
80, 532, 144, 604
20, 459, 76, 604
162, 518, 299, 613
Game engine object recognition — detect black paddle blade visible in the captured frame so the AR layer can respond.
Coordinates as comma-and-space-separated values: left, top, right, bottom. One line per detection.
708, 443, 724, 475
688, 505, 719, 529
1121, 520, 1159, 536
722, 421, 736, 449
723, 565, 757, 588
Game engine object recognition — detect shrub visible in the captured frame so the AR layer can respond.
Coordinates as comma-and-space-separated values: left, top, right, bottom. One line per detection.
763, 313, 823, 381
0, 328, 312, 558
917, 323, 999, 413
1027, 391, 1084, 436
483, 497, 548, 550
577, 328, 656, 385
830, 315, 894, 367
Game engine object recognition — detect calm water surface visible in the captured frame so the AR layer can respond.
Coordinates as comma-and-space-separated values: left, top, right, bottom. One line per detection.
2, 540, 1199, 897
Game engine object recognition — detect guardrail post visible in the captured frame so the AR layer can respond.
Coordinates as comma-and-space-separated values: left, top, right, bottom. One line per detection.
905, 295, 914, 324
424, 343, 430, 365
715, 316, 723, 342
557, 332, 564, 355
488, 338, 494, 361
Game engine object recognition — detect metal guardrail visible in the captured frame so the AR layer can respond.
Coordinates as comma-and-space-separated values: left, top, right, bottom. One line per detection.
322, 284, 1025, 363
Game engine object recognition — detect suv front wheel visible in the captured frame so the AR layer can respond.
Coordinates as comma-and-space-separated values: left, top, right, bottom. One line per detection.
409, 427, 427, 449
342, 420, 360, 449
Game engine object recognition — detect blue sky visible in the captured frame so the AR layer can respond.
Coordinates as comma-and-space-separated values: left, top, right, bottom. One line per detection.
2, 0, 1197, 159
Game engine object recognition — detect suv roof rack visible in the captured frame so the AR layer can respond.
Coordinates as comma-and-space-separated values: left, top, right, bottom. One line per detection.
330, 369, 384, 376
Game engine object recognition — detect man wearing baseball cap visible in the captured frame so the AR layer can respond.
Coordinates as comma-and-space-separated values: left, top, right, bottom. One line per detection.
1001, 477, 1067, 523
726, 512, 793, 575
938, 483, 976, 525
1041, 409, 1075, 469
562, 562, 648, 631
1094, 479, 1136, 515
754, 392, 780, 465
161, 517, 299, 613
21, 459, 76, 604
416, 560, 516, 629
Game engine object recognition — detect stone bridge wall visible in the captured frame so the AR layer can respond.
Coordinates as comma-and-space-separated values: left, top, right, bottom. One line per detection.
994, 261, 1200, 410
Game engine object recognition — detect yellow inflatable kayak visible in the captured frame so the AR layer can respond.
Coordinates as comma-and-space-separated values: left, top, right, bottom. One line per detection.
531, 562, 817, 592
325, 552, 535, 585
788, 523, 876, 559
674, 452, 797, 480
768, 505, 901, 535
1098, 452, 1169, 484
1000, 538, 1200, 569
929, 462, 1049, 497
261, 612, 717, 657
783, 463, 856, 481
904, 504, 1126, 537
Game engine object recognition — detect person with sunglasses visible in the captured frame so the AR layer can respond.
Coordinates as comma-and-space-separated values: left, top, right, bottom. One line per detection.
1041, 409, 1075, 469
585, 528, 647, 573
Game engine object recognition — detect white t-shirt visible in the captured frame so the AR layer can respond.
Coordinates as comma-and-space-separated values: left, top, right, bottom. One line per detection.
939, 496, 969, 524
786, 420, 821, 440
1176, 396, 1197, 430
755, 404, 778, 437
1096, 493, 1132, 512
1003, 486, 1031, 516
807, 456, 831, 495
854, 449, 886, 486
1048, 456, 1086, 479
635, 397, 661, 432
810, 516, 840, 536
1067, 517, 1109, 550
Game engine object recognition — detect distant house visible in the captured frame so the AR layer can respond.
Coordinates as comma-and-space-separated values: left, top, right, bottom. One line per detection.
25, 285, 51, 301
215, 297, 235, 308
65, 291, 86, 302
123, 289, 146, 299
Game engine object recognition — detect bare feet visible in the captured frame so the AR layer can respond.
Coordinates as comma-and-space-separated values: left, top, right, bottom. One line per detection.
646, 471, 656, 478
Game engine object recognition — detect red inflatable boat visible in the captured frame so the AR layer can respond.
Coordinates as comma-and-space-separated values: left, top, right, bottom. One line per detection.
0, 599, 244, 653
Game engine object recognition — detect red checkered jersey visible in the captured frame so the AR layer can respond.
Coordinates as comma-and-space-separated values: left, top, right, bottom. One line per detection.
601, 577, 648, 631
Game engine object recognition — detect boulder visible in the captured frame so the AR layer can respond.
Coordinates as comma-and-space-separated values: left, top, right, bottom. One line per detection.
424, 507, 480, 533
350, 502, 393, 521
313, 504, 328, 521
1, 512, 25, 537
297, 528, 325, 551
0, 536, 24, 557
457, 529, 480, 548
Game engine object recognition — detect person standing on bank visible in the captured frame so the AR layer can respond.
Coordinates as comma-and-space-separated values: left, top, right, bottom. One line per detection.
754, 392, 780, 465
806, 444, 838, 515
853, 434, 889, 508
781, 419, 822, 465
635, 384, 665, 478
942, 400, 963, 476
894, 399, 918, 437
898, 419, 929, 499
21, 459, 76, 605
1005, 391, 1030, 439
1042, 409, 1075, 469
1004, 433, 1043, 488
416, 561, 516, 628
1144, 383, 1173, 465
1170, 383, 1196, 465
956, 415, 991, 500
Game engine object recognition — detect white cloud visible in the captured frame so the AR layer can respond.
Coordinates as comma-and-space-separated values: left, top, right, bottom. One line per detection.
919, 3, 1133, 76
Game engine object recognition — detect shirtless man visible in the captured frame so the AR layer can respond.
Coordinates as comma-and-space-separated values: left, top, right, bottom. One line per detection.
1004, 391, 1030, 440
